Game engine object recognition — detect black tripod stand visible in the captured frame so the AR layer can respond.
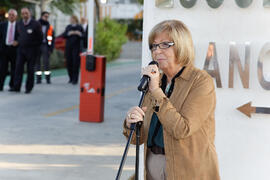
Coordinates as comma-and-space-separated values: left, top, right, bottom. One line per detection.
115, 89, 147, 180
116, 61, 157, 180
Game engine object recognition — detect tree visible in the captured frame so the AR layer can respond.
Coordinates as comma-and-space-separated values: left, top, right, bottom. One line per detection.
22, 0, 54, 12
23, 0, 100, 18
0, 0, 29, 11
21, 0, 82, 15
137, 0, 143, 5
94, 18, 128, 61
50, 0, 101, 21
49, 0, 81, 15
1, 0, 101, 20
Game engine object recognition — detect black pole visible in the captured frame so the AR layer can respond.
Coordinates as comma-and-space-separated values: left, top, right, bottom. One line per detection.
135, 122, 142, 180
115, 125, 135, 180
116, 61, 154, 180
115, 90, 146, 180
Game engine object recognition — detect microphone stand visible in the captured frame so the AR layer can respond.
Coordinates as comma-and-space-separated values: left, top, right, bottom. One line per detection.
115, 87, 148, 180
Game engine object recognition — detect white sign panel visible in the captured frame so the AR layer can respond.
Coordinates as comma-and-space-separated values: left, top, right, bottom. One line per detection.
142, 1, 270, 179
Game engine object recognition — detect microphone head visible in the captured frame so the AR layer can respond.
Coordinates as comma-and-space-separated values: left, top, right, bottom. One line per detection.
138, 61, 159, 92
148, 60, 159, 67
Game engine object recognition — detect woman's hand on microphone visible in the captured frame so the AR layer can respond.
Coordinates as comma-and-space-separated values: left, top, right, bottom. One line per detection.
142, 64, 159, 92
125, 106, 147, 129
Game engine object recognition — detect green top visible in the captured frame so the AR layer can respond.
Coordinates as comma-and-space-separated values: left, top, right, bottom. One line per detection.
147, 112, 164, 148
146, 67, 185, 149
147, 83, 171, 148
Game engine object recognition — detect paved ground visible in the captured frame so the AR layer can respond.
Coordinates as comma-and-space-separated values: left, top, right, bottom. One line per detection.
0, 41, 143, 180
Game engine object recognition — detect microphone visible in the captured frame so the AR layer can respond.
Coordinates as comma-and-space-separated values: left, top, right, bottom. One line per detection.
137, 61, 158, 92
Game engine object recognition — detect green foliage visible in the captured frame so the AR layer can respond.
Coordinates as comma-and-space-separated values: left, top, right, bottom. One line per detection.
0, 0, 30, 21
137, 0, 144, 5
0, 0, 80, 17
118, 19, 143, 41
50, 0, 81, 15
0, 0, 29, 10
0, 1, 35, 22
94, 18, 128, 62
50, 50, 65, 69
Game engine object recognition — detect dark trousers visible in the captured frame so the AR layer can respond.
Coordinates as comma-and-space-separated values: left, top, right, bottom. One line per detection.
65, 46, 80, 83
0, 46, 17, 90
36, 43, 50, 72
14, 46, 39, 91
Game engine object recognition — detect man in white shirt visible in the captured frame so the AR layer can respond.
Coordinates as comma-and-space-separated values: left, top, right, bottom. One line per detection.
0, 9, 19, 91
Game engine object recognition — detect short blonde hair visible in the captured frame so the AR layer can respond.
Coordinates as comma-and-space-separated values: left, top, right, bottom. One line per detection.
148, 20, 195, 66
71, 15, 79, 24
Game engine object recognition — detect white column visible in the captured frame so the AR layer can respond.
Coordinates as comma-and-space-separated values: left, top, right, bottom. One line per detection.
87, 0, 95, 53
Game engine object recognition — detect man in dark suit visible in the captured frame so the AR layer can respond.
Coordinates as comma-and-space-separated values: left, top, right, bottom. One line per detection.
11, 7, 42, 94
0, 9, 19, 91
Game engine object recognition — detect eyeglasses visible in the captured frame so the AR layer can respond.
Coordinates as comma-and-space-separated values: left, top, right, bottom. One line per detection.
149, 42, 175, 51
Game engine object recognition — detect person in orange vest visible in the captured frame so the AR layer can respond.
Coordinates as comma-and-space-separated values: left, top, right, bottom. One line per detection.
36, 11, 54, 84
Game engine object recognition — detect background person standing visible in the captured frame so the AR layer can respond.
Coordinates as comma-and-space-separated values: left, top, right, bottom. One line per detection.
61, 15, 83, 85
36, 11, 54, 84
80, 17, 88, 51
0, 9, 19, 91
11, 7, 42, 94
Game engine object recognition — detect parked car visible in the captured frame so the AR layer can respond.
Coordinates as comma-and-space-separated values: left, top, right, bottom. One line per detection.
54, 36, 66, 52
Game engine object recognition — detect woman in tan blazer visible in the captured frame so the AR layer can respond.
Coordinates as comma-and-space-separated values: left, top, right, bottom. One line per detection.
123, 20, 220, 180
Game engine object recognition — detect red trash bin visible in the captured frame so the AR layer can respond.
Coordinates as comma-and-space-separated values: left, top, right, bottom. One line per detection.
79, 53, 106, 123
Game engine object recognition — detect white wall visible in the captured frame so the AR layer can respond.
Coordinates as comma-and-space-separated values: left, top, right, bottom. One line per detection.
143, 1, 270, 179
